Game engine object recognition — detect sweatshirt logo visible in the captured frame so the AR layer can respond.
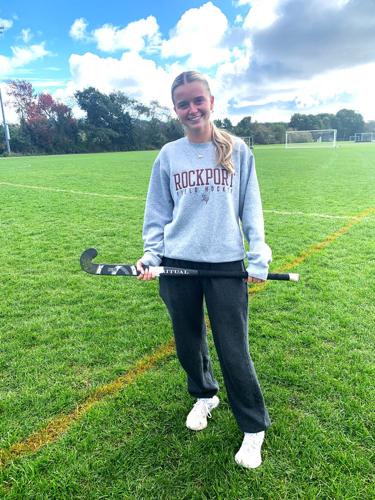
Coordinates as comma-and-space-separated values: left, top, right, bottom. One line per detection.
173, 168, 234, 200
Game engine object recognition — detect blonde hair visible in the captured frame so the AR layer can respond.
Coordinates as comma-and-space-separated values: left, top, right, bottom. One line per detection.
171, 71, 235, 174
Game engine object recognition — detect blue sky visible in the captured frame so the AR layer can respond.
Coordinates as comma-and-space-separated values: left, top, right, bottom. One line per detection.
1, 0, 375, 124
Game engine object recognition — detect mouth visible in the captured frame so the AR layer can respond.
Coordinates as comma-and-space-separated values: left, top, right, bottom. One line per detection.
187, 114, 203, 124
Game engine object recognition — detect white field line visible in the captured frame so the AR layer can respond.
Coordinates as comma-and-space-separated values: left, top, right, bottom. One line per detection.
263, 209, 359, 220
1, 181, 372, 221
0, 181, 144, 201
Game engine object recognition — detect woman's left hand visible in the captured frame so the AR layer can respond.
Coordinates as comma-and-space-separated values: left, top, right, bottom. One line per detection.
246, 276, 265, 283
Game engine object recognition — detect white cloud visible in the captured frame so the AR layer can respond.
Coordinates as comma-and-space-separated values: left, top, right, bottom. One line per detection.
28, 79, 67, 88
293, 63, 375, 120
70, 18, 89, 41
21, 28, 33, 43
187, 46, 231, 70
93, 16, 160, 53
211, 0, 375, 123
11, 43, 49, 67
0, 56, 12, 75
67, 51, 173, 108
161, 2, 229, 68
222, 62, 375, 123
325, 0, 351, 10
242, 0, 281, 31
249, 107, 292, 123
69, 16, 161, 54
234, 0, 252, 6
245, 0, 375, 81
0, 43, 50, 77
0, 18, 13, 31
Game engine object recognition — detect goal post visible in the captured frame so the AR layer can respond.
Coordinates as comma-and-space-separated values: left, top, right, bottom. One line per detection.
285, 129, 337, 148
239, 136, 254, 149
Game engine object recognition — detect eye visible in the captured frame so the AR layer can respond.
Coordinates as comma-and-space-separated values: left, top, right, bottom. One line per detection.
177, 101, 189, 109
194, 97, 205, 105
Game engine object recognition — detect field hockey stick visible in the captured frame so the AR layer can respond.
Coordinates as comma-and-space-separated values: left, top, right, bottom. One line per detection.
80, 248, 300, 281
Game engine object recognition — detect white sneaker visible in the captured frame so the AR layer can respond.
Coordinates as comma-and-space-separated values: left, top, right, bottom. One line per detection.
185, 396, 220, 431
235, 431, 265, 469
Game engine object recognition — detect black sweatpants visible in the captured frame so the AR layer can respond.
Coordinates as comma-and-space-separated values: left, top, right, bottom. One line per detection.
159, 257, 271, 433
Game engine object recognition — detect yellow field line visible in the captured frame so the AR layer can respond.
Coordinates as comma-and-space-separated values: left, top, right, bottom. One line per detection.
0, 340, 175, 468
276, 206, 375, 273
249, 206, 375, 294
0, 182, 144, 201
1, 206, 374, 468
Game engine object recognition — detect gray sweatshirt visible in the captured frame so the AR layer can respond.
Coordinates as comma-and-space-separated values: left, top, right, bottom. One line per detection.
141, 136, 272, 280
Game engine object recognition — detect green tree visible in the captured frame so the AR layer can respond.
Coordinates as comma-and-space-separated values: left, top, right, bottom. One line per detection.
75, 87, 114, 128
364, 120, 375, 132
334, 109, 364, 140
7, 81, 78, 154
7, 80, 35, 121
316, 113, 335, 129
75, 87, 135, 151
251, 123, 271, 144
234, 116, 252, 137
289, 113, 320, 130
269, 122, 287, 144
223, 118, 234, 133
214, 118, 233, 133
163, 118, 184, 143
0, 123, 34, 154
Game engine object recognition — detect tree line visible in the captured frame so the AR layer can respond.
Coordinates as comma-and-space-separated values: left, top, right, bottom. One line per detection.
2, 80, 183, 155
215, 110, 374, 144
1, 79, 374, 155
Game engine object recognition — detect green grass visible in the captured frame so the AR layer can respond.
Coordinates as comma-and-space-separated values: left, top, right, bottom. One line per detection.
0, 144, 374, 498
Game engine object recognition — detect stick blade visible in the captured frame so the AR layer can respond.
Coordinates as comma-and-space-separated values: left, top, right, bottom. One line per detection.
80, 248, 99, 274
79, 248, 138, 276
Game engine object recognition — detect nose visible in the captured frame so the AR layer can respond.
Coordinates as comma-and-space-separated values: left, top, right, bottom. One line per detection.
188, 102, 198, 113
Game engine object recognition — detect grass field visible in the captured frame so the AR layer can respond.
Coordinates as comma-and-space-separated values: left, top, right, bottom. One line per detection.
0, 143, 374, 499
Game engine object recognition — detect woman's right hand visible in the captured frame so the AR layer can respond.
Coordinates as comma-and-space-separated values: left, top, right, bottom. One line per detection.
136, 260, 156, 280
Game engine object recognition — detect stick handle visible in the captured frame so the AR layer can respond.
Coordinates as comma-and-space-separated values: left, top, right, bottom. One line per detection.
267, 272, 299, 282
151, 267, 299, 281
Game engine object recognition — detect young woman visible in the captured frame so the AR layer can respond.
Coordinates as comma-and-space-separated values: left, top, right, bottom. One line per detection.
136, 71, 272, 469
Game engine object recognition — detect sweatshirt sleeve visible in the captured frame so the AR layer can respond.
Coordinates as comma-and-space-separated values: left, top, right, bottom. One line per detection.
239, 146, 272, 280
140, 153, 174, 266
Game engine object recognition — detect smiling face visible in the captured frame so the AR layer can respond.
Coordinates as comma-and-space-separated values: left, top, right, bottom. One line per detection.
172, 80, 214, 143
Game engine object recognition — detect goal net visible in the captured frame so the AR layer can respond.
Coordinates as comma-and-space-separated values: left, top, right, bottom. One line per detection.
285, 129, 337, 148
354, 132, 375, 142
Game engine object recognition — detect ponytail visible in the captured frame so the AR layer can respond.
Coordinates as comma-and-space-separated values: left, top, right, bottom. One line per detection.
211, 123, 235, 175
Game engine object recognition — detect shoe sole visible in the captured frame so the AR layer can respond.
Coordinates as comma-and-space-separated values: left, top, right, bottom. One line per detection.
235, 455, 262, 469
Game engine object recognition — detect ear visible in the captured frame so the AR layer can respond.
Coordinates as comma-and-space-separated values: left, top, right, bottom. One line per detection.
210, 95, 215, 111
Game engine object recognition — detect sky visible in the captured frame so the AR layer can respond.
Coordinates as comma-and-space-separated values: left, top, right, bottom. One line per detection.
1, 0, 375, 125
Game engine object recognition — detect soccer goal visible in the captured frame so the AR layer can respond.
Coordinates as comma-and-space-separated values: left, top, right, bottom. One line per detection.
285, 129, 337, 148
240, 136, 254, 149
354, 132, 375, 142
